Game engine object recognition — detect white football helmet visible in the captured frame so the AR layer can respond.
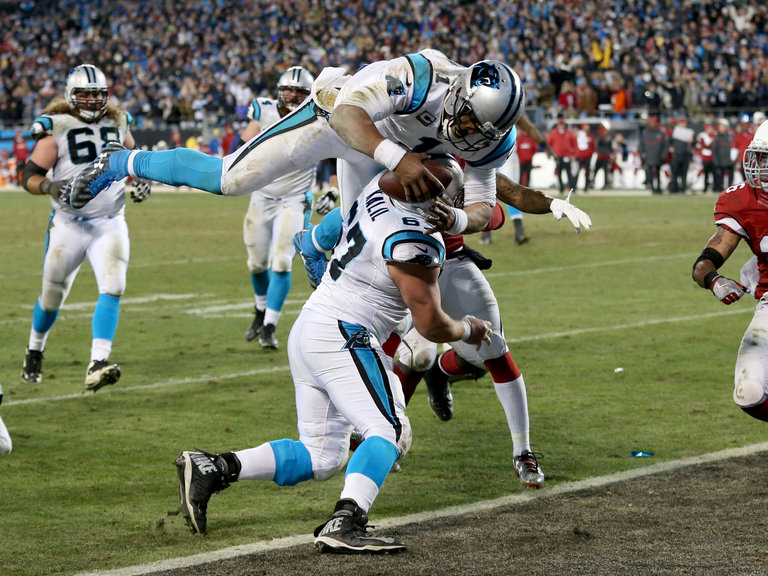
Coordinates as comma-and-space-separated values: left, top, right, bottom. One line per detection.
441, 61, 525, 152
743, 120, 768, 194
276, 66, 314, 116
65, 64, 109, 122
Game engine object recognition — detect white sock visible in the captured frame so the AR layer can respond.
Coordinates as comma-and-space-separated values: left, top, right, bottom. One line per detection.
340, 472, 379, 513
264, 308, 281, 326
255, 295, 267, 311
235, 443, 277, 481
493, 376, 531, 456
91, 338, 112, 362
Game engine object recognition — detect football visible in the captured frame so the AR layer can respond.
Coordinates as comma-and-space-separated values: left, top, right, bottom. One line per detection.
378, 159, 455, 201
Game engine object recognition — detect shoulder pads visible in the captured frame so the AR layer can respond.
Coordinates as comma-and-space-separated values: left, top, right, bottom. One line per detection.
30, 116, 53, 140
382, 231, 444, 267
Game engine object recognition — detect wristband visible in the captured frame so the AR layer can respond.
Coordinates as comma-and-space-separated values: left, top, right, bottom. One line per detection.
39, 179, 52, 195
703, 271, 719, 290
445, 207, 468, 235
461, 316, 472, 341
373, 139, 407, 171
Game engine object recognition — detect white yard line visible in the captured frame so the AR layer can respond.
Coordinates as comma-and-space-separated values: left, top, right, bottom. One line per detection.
3, 365, 291, 406
3, 306, 750, 408
72, 441, 768, 576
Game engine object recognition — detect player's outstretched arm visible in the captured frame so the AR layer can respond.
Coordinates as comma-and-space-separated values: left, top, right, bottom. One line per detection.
495, 172, 591, 232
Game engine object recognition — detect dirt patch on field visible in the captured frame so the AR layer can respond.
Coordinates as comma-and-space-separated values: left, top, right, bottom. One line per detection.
154, 452, 768, 576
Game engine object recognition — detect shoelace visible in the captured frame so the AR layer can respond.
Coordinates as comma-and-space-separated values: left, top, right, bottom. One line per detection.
518, 451, 544, 471
192, 448, 232, 491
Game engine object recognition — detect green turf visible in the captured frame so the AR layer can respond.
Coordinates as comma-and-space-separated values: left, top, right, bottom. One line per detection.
0, 189, 763, 575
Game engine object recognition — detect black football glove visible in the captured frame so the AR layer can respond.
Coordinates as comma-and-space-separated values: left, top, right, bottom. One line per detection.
129, 178, 152, 202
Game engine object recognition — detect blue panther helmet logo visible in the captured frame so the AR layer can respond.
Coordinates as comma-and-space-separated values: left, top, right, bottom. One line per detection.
470, 62, 501, 90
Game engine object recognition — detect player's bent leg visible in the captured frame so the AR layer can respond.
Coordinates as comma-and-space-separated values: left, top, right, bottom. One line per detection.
244, 202, 271, 341
75, 145, 225, 196
484, 352, 544, 488
734, 311, 768, 422
314, 437, 406, 554
222, 102, 354, 197
85, 293, 122, 392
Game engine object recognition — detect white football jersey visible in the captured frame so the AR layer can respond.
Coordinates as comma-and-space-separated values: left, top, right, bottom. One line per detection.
304, 173, 445, 342
246, 97, 316, 199
336, 50, 518, 206
31, 111, 130, 218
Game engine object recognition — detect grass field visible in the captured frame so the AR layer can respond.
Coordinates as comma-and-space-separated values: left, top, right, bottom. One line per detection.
0, 187, 764, 576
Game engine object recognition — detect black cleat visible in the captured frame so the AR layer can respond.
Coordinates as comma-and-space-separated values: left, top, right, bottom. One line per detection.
245, 306, 265, 341
314, 500, 406, 554
424, 363, 453, 421
259, 323, 278, 349
175, 450, 234, 534
84, 360, 121, 391
21, 348, 44, 383
69, 142, 126, 207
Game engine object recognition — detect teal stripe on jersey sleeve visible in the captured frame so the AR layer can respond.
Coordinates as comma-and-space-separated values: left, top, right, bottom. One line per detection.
250, 98, 262, 121
404, 53, 432, 113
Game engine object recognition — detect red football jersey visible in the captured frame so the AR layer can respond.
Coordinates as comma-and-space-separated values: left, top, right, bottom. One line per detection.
715, 181, 768, 298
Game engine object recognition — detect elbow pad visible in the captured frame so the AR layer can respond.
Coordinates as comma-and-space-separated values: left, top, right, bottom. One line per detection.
21, 159, 48, 191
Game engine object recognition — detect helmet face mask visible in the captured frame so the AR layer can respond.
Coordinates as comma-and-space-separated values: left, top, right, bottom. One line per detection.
66, 64, 109, 122
744, 120, 768, 194
441, 61, 525, 152
276, 66, 314, 116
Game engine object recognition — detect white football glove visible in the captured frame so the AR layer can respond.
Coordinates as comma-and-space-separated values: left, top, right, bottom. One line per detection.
549, 189, 592, 232
711, 275, 747, 305
315, 186, 338, 215
129, 178, 152, 203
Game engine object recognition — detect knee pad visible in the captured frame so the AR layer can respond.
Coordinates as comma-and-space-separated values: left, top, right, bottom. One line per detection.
39, 282, 66, 311
98, 265, 127, 296
396, 415, 412, 458
301, 429, 350, 482
246, 251, 268, 274
311, 443, 349, 482
399, 330, 437, 372
733, 375, 767, 409
271, 253, 294, 273
360, 414, 412, 459
480, 332, 509, 360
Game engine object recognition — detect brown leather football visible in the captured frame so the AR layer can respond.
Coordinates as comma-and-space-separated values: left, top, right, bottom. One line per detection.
377, 159, 453, 200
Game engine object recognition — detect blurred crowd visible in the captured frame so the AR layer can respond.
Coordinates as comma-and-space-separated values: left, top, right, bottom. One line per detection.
1, 0, 768, 130
531, 110, 766, 194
